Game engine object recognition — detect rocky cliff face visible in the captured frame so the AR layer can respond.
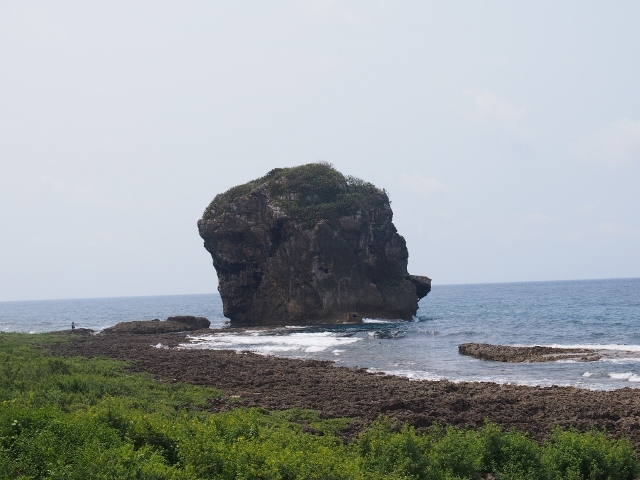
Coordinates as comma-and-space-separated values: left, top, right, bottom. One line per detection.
197, 163, 430, 326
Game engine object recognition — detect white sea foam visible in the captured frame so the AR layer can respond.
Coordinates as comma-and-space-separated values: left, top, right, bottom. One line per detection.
305, 345, 329, 353
377, 372, 576, 388
548, 344, 640, 352
362, 318, 393, 324
582, 372, 610, 378
582, 371, 610, 378
599, 357, 640, 364
608, 372, 634, 379
582, 371, 640, 383
389, 361, 417, 367
180, 331, 361, 355
367, 368, 444, 381
369, 368, 633, 390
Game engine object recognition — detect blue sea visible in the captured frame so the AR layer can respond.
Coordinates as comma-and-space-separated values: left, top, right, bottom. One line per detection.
1, 278, 639, 391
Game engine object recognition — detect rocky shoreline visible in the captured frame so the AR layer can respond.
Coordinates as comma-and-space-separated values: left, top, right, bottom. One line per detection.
459, 342, 639, 363
45, 326, 640, 449
459, 343, 600, 362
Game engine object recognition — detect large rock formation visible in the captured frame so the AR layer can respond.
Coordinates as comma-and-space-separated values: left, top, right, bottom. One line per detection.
197, 163, 430, 326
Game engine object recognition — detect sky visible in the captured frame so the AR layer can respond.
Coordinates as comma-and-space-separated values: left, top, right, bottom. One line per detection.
1, 1, 639, 301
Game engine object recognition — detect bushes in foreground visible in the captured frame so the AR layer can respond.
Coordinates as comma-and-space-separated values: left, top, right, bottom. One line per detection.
0, 332, 638, 479
3, 404, 637, 480
358, 419, 638, 480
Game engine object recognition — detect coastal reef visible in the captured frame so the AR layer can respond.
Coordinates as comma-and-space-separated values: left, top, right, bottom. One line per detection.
197, 163, 430, 326
103, 315, 210, 334
458, 342, 640, 363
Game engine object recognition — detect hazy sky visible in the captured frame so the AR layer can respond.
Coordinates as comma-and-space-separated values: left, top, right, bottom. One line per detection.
1, 1, 639, 301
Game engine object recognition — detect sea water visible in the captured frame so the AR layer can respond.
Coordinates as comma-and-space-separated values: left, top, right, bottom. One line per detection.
1, 278, 639, 391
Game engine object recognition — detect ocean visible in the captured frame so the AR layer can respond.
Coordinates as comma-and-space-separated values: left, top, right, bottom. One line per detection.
1, 278, 639, 391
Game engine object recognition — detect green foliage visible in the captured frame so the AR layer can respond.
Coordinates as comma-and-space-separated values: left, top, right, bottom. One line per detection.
1, 332, 639, 479
355, 419, 639, 480
176, 408, 361, 479
0, 334, 218, 414
542, 427, 639, 480
271, 408, 354, 436
202, 162, 387, 229
357, 417, 431, 478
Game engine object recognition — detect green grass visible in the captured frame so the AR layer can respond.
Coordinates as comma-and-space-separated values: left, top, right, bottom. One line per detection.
201, 163, 388, 229
1, 332, 638, 479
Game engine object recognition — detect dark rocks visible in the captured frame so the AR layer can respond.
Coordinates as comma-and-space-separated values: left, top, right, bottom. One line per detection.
166, 316, 211, 329
458, 343, 603, 363
197, 163, 431, 326
407, 275, 432, 299
103, 316, 210, 335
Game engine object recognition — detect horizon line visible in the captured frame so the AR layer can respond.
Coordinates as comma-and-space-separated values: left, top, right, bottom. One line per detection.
1, 276, 639, 304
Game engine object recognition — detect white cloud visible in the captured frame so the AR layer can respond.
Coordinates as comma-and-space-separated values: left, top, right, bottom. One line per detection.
398, 173, 447, 196
461, 89, 529, 138
576, 119, 640, 164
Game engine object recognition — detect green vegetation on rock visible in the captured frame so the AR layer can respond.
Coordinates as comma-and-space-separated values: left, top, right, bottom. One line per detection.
202, 163, 387, 228
1, 332, 638, 479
